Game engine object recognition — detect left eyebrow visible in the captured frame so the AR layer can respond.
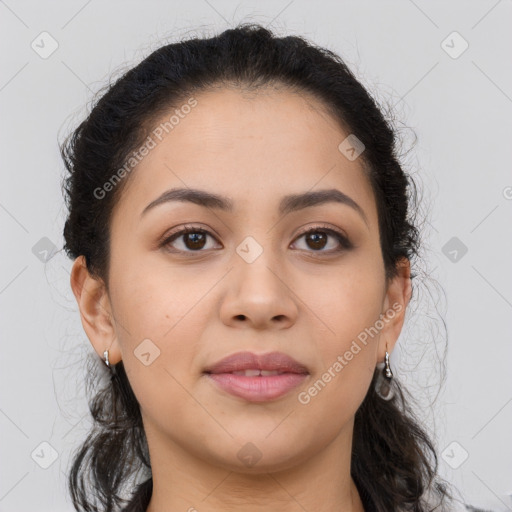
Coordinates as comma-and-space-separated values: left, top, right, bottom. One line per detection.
278, 188, 368, 226
140, 187, 368, 227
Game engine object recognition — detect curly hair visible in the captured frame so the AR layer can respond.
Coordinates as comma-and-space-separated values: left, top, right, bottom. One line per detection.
61, 22, 457, 512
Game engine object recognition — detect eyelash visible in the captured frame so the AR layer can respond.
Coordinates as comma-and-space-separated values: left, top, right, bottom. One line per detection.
159, 223, 353, 255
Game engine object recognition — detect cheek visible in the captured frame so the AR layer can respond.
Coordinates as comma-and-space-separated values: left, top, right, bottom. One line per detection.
111, 286, 210, 425
296, 278, 381, 428
107, 272, 216, 424
109, 257, 213, 345
296, 262, 383, 399
298, 259, 385, 344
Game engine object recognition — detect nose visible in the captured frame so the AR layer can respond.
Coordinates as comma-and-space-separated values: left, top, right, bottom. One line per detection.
219, 255, 299, 330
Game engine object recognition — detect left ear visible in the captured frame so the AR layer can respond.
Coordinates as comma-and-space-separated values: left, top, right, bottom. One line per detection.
377, 257, 412, 363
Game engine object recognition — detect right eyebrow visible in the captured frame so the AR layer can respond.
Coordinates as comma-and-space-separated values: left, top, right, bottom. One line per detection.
141, 187, 234, 218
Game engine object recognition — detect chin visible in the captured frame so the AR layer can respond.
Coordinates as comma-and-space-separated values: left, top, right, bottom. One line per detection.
200, 433, 309, 474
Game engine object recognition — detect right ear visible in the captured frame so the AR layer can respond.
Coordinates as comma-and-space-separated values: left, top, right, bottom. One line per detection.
69, 256, 122, 365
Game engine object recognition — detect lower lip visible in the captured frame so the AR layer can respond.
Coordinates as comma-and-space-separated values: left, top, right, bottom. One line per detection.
205, 373, 308, 402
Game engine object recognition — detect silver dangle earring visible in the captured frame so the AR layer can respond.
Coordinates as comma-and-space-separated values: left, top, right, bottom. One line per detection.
375, 344, 394, 400
103, 349, 110, 367
384, 349, 393, 379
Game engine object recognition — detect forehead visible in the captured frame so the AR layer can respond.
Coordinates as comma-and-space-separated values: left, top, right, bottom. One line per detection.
112, 87, 377, 227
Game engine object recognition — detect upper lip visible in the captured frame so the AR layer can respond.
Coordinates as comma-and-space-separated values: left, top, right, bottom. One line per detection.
203, 351, 309, 375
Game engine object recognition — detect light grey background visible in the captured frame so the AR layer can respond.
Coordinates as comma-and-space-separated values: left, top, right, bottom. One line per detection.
1, 1, 511, 511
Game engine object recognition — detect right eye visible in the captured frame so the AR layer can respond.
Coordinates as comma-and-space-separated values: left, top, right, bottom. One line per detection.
160, 225, 222, 253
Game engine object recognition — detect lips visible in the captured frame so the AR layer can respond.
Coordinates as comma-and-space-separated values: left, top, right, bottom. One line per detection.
203, 351, 309, 375
203, 351, 309, 402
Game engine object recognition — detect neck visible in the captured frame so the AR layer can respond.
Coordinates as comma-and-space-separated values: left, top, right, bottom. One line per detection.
144, 419, 366, 512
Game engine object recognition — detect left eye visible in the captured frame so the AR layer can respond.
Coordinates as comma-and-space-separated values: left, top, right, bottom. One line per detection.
292, 228, 352, 253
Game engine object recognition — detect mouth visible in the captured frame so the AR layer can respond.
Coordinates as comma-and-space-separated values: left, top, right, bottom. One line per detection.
229, 369, 289, 376
203, 350, 309, 375
203, 351, 309, 402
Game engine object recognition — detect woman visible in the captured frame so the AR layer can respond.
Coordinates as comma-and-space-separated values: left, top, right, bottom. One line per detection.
61, 23, 469, 512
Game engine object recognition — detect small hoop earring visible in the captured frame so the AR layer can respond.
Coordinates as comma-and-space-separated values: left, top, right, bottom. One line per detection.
103, 349, 110, 367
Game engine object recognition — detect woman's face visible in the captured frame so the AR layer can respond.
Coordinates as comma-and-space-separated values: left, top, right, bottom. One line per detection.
74, 87, 410, 474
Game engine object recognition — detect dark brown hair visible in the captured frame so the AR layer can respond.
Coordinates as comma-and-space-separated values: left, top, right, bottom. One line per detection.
61, 22, 456, 512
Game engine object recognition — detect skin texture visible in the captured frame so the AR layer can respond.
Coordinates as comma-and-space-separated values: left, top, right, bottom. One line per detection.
70, 87, 412, 512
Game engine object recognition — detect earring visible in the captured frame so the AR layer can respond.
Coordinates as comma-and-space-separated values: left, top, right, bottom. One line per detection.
103, 349, 110, 367
375, 344, 394, 400
384, 349, 393, 379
